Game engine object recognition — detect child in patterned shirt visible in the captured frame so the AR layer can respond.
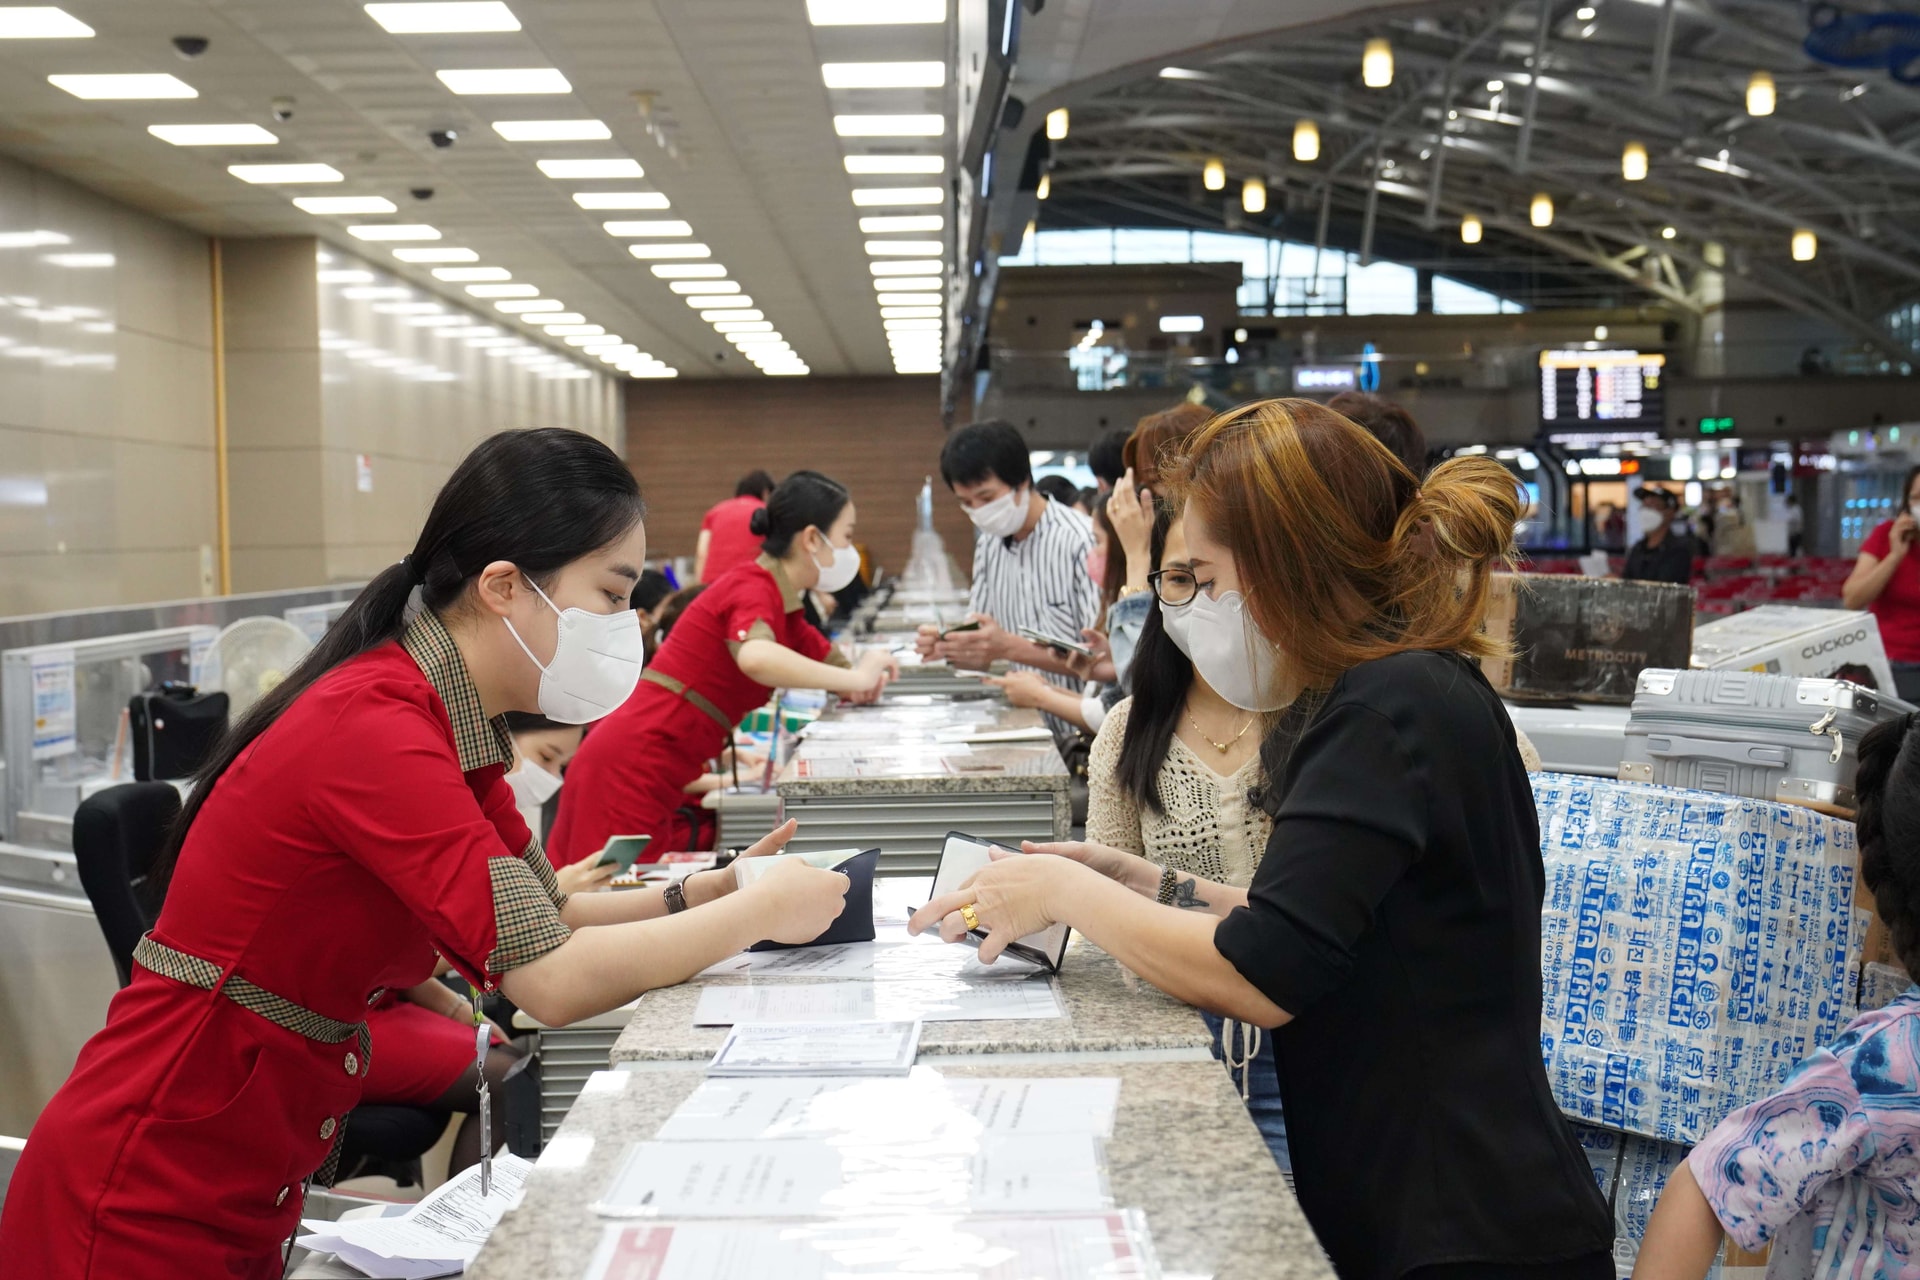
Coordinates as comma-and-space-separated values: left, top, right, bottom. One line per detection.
1636, 713, 1920, 1280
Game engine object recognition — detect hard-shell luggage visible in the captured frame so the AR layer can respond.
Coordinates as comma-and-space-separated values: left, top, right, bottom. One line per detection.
1618, 667, 1910, 814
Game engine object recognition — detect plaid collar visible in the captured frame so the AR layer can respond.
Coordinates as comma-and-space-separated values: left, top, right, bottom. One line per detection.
402, 609, 515, 774
755, 552, 805, 613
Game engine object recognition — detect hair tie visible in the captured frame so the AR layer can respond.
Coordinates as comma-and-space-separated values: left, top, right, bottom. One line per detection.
401, 553, 426, 585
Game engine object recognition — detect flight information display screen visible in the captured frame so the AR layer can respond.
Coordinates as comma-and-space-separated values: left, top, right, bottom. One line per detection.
1539, 349, 1666, 441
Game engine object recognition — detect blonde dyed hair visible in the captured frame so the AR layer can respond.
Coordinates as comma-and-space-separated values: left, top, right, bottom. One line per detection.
1170, 397, 1520, 690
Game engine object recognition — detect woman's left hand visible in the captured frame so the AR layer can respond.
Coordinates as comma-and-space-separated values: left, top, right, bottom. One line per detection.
984, 670, 1050, 709
908, 848, 1076, 963
690, 818, 798, 902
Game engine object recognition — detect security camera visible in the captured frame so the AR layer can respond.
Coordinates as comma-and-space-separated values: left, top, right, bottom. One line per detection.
428, 129, 458, 149
271, 96, 296, 122
410, 187, 435, 201
172, 35, 210, 59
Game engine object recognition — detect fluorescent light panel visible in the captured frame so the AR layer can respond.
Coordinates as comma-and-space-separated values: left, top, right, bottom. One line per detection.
877, 292, 941, 305
860, 214, 943, 233
874, 276, 941, 291
821, 61, 945, 88
686, 294, 750, 309
602, 220, 693, 237
49, 73, 195, 99
0, 8, 94, 37
881, 306, 941, 318
496, 299, 562, 312
437, 68, 569, 95
871, 259, 944, 274
492, 118, 609, 141
701, 309, 763, 322
886, 318, 940, 330
807, 0, 944, 23
669, 280, 737, 294
538, 158, 643, 179
629, 243, 710, 259
544, 324, 603, 336
348, 224, 440, 240
149, 123, 278, 146
851, 186, 942, 206
573, 192, 669, 209
535, 312, 585, 324
365, 3, 520, 33
466, 283, 537, 297
714, 321, 772, 333
393, 247, 476, 262
845, 155, 943, 174
650, 263, 726, 278
834, 114, 943, 136
866, 239, 942, 255
294, 196, 397, 214
230, 163, 342, 183
432, 267, 510, 281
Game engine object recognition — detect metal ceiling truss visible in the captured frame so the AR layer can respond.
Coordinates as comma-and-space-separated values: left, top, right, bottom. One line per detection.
1024, 0, 1920, 357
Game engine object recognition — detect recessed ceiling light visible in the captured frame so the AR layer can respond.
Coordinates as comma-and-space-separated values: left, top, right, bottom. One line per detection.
372, 302, 445, 315
229, 163, 343, 184
871, 259, 944, 274
701, 309, 763, 322
628, 243, 710, 259
436, 68, 570, 95
572, 191, 670, 209
432, 266, 510, 281
602, 220, 694, 237
348, 224, 441, 240
495, 299, 563, 312
393, 247, 477, 262
885, 318, 941, 330
686, 294, 750, 309
714, 321, 773, 333
866, 239, 943, 256
1159, 66, 1207, 79
873, 275, 941, 291
466, 283, 538, 297
877, 291, 941, 306
537, 158, 644, 179
834, 114, 944, 137
491, 119, 610, 141
43, 252, 112, 267
0, 8, 94, 37
821, 61, 945, 88
860, 214, 943, 233
845, 155, 944, 175
851, 187, 943, 206
649, 263, 726, 278
535, 312, 584, 324
567, 334, 621, 346
365, 3, 520, 33
340, 286, 412, 300
317, 269, 376, 284
544, 324, 604, 336
669, 280, 737, 294
881, 306, 942, 318
294, 196, 398, 214
149, 123, 278, 146
807, 0, 943, 22
629, 367, 678, 378
49, 73, 196, 100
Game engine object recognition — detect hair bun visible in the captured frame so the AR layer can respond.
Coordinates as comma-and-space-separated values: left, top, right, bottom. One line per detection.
748, 507, 770, 536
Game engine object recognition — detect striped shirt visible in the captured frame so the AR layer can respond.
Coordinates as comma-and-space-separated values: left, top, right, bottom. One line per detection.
968, 497, 1100, 736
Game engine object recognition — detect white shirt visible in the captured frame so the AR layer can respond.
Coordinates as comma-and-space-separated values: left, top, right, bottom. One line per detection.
967, 497, 1100, 734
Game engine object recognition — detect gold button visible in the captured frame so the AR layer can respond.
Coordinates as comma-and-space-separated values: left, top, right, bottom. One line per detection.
275, 1186, 289, 1207
319, 1116, 336, 1141
344, 1051, 359, 1076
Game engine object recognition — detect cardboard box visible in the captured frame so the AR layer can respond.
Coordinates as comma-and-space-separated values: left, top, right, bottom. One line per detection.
1691, 605, 1897, 695
1534, 774, 1861, 1145
1483, 574, 1696, 704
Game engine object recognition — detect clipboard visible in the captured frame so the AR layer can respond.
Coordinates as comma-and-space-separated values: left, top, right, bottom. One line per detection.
928, 830, 1071, 972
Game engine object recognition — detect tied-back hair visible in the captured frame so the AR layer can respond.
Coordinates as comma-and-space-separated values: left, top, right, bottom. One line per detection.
1856, 713, 1920, 977
1169, 397, 1520, 695
752, 470, 851, 557
1113, 499, 1195, 814
155, 428, 645, 889
1122, 402, 1211, 493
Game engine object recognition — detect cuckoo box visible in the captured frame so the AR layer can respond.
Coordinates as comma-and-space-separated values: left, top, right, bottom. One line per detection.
1483, 574, 1695, 704
1691, 605, 1897, 695
1533, 774, 1860, 1145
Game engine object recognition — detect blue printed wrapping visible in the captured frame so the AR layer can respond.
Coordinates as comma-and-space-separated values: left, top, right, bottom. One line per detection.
1535, 774, 1860, 1146
1572, 1121, 1622, 1197
1861, 961, 1914, 1013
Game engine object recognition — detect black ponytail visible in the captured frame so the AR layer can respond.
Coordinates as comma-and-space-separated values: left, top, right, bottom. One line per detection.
1114, 502, 1192, 814
155, 427, 644, 888
758, 470, 850, 556
1857, 712, 1920, 977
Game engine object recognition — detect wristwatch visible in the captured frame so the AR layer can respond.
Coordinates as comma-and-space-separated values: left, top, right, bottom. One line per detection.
663, 880, 688, 914
1155, 864, 1179, 905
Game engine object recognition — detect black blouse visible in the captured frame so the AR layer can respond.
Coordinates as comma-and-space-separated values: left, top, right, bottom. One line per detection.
1214, 650, 1610, 1279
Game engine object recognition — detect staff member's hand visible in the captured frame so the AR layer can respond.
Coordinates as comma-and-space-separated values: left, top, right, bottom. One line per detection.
914, 624, 942, 658
937, 614, 1005, 669
1895, 511, 1917, 555
1021, 839, 1161, 898
745, 857, 851, 944
984, 670, 1050, 709
908, 847, 1077, 963
686, 818, 797, 904
842, 650, 897, 705
556, 857, 618, 896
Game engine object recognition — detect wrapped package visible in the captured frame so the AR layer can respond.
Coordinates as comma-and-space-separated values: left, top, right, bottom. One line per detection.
1535, 774, 1860, 1145
1860, 960, 1913, 1013
1483, 574, 1695, 703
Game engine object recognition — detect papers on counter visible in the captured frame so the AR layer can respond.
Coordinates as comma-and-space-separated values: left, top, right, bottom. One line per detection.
656, 1071, 1121, 1144
295, 1151, 532, 1279
582, 1211, 1162, 1280
708, 1020, 921, 1078
691, 978, 1065, 1027
593, 1132, 1110, 1219
697, 938, 1043, 982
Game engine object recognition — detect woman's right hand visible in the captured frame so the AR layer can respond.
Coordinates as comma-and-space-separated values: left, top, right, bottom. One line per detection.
1020, 839, 1162, 899
1895, 512, 1917, 554
746, 858, 851, 944
1107, 469, 1155, 583
556, 857, 618, 896
842, 650, 896, 704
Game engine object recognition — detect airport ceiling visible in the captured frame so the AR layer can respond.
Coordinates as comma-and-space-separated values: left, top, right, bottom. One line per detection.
1023, 0, 1920, 355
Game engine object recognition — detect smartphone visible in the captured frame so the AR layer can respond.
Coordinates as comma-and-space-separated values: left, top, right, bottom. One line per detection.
591, 835, 653, 873
1017, 625, 1094, 658
940, 620, 983, 638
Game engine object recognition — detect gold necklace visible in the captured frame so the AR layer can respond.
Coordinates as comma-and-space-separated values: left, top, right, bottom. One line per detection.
1186, 709, 1254, 753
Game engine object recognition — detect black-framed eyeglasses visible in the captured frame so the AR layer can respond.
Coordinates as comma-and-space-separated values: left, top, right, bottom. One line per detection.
1148, 568, 1200, 607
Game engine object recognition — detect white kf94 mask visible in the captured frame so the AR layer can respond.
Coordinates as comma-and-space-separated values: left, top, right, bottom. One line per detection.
503, 575, 645, 724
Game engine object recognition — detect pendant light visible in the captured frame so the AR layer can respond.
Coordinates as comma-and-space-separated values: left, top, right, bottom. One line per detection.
1530, 192, 1553, 228
1242, 177, 1267, 214
1791, 227, 1817, 261
1460, 214, 1483, 244
1293, 118, 1319, 162
1362, 37, 1393, 88
1046, 107, 1069, 140
1746, 71, 1775, 116
1621, 140, 1648, 181
1036, 173, 1050, 200
1202, 157, 1225, 191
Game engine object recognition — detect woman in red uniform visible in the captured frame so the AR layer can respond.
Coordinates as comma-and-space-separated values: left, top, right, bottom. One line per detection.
0, 429, 852, 1279
548, 470, 895, 866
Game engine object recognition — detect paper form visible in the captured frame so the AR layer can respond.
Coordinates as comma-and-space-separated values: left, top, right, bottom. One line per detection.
690, 978, 1065, 1026
697, 939, 1043, 982
295, 1151, 532, 1277
707, 1020, 921, 1076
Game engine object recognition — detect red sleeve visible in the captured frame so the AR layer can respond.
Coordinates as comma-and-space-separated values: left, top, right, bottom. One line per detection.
1864, 521, 1894, 558
718, 572, 783, 646
700, 503, 723, 534
789, 615, 833, 662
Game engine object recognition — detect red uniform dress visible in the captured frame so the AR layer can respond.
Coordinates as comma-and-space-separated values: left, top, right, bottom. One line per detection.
548, 554, 846, 864
697, 494, 765, 585
1862, 519, 1920, 662
360, 993, 503, 1106
0, 611, 572, 1280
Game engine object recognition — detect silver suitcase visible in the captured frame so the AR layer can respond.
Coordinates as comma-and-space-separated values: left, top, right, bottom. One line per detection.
1619, 668, 1911, 813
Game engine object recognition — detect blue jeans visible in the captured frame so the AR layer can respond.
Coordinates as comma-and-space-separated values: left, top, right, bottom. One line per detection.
1202, 1011, 1291, 1175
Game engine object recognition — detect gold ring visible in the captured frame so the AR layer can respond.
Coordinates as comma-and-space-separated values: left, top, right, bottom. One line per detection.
960, 903, 980, 931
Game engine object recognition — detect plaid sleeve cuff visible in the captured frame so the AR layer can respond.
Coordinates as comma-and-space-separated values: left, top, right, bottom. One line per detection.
824, 645, 852, 669
487, 854, 573, 975
522, 836, 568, 913
725, 618, 778, 655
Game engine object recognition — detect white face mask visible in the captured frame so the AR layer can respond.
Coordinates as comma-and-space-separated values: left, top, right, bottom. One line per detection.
1183, 590, 1289, 712
503, 575, 645, 725
1159, 597, 1194, 658
811, 531, 862, 593
965, 485, 1029, 540
506, 756, 561, 811
1631, 505, 1666, 539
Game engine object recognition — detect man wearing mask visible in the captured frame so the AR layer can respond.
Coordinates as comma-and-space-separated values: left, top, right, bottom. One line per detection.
1623, 485, 1700, 585
916, 420, 1100, 737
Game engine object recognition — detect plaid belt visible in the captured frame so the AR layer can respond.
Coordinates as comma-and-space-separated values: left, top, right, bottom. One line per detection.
132, 933, 369, 1186
640, 668, 733, 733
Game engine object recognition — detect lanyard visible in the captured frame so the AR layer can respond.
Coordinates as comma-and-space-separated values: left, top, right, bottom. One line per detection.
471, 989, 492, 1196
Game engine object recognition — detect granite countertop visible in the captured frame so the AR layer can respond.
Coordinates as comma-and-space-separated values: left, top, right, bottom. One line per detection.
609, 938, 1211, 1062
468, 1057, 1333, 1280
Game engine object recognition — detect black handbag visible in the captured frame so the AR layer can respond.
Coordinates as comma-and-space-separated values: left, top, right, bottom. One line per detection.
747, 848, 880, 951
129, 682, 229, 782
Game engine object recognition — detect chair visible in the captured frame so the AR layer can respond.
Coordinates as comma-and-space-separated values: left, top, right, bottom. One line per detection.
70, 783, 443, 1189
